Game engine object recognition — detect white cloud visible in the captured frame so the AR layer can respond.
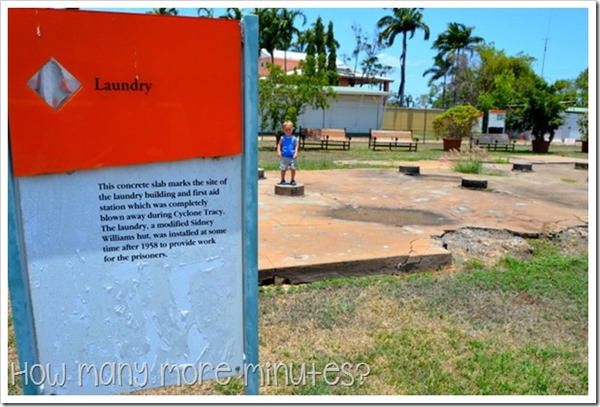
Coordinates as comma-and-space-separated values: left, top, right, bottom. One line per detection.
377, 52, 400, 69
377, 52, 428, 69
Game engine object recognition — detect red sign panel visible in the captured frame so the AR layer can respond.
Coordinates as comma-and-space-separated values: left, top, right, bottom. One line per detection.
9, 9, 242, 176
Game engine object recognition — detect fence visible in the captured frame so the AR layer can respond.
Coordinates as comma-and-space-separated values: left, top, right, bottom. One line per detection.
381, 106, 445, 141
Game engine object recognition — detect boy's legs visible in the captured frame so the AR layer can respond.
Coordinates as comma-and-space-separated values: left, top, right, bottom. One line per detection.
279, 157, 287, 183
290, 158, 297, 183
279, 157, 297, 184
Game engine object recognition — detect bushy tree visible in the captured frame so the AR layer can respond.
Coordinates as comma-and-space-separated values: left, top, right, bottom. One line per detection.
259, 64, 335, 133
469, 45, 538, 132
507, 77, 566, 142
575, 68, 588, 107
576, 68, 588, 140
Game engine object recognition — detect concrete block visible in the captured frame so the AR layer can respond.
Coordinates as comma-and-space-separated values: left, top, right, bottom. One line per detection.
461, 178, 488, 189
399, 165, 420, 175
512, 163, 533, 172
275, 183, 304, 196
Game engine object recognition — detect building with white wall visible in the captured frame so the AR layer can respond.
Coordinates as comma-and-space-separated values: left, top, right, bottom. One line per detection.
259, 49, 395, 134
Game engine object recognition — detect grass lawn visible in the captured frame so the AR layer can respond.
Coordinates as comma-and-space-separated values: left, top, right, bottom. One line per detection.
8, 238, 588, 396
258, 138, 588, 171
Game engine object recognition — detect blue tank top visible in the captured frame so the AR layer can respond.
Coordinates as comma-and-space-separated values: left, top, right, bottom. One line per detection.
280, 135, 297, 158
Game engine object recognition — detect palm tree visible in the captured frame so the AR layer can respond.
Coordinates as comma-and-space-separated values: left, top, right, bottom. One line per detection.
198, 8, 243, 19
148, 8, 178, 16
377, 8, 430, 106
277, 9, 306, 71
253, 8, 280, 63
254, 9, 308, 69
196, 8, 214, 17
222, 8, 244, 20
432, 22, 483, 104
291, 30, 311, 53
433, 22, 483, 65
423, 54, 453, 108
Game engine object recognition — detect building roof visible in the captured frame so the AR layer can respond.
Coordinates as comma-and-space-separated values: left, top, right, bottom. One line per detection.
565, 107, 588, 113
330, 86, 395, 97
260, 49, 309, 61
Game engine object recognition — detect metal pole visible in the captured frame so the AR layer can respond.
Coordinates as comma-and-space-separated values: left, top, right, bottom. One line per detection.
242, 14, 259, 396
423, 105, 427, 143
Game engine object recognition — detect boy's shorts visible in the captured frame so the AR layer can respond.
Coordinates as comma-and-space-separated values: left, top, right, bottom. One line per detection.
279, 156, 296, 170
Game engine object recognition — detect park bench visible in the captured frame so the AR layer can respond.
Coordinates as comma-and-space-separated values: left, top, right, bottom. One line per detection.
299, 128, 351, 150
474, 134, 516, 152
369, 129, 419, 151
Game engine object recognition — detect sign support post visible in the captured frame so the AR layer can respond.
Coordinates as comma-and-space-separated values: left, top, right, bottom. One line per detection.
242, 14, 259, 396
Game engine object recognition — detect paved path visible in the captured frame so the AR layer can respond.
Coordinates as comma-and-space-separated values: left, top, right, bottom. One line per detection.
258, 157, 589, 283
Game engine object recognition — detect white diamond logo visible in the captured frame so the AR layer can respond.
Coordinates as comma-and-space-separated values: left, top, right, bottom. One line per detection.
27, 58, 81, 110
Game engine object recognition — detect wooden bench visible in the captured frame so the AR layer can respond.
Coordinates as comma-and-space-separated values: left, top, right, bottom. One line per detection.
369, 129, 418, 151
474, 134, 516, 152
299, 128, 351, 150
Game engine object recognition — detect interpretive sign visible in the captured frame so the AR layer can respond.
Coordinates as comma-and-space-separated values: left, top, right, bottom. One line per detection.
487, 109, 506, 130
7, 9, 257, 395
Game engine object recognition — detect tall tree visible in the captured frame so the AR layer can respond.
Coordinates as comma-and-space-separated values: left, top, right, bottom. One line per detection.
377, 8, 430, 106
312, 17, 327, 74
345, 24, 392, 88
325, 21, 340, 85
296, 17, 338, 83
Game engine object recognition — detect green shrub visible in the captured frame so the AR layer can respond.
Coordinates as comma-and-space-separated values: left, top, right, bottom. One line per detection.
433, 104, 481, 139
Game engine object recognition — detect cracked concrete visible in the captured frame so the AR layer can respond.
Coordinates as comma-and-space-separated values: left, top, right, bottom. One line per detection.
258, 157, 589, 284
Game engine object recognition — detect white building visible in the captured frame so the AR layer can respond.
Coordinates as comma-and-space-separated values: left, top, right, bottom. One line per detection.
554, 107, 587, 141
259, 49, 395, 134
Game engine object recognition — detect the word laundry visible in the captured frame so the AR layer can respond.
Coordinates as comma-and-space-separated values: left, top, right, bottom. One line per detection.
94, 77, 153, 95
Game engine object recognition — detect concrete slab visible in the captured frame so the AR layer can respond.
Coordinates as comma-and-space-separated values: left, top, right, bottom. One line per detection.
258, 158, 589, 284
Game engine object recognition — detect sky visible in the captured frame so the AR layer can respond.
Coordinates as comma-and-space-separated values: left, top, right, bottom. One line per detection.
79, 1, 592, 104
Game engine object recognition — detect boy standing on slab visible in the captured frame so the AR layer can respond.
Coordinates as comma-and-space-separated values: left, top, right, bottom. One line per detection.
276, 120, 299, 185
